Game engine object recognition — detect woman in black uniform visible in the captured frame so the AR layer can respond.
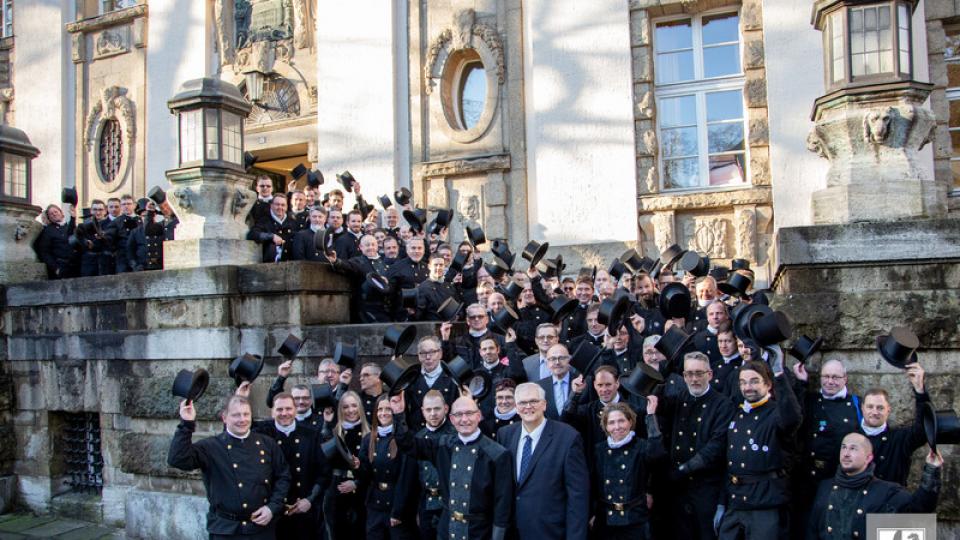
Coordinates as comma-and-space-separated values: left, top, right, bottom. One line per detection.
324, 391, 369, 540
360, 395, 416, 540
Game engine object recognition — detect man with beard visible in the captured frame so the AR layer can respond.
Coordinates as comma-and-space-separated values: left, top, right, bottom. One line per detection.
411, 390, 455, 540
333, 210, 363, 260
716, 360, 801, 540
386, 236, 429, 320
633, 271, 666, 337
807, 433, 941, 540
291, 207, 329, 261
440, 304, 506, 369
659, 352, 736, 540
394, 394, 513, 540
236, 383, 329, 540
328, 234, 392, 322
168, 394, 291, 539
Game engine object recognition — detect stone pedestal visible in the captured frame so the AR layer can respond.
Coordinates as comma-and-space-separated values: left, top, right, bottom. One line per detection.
0, 201, 46, 284
806, 82, 939, 224
162, 166, 260, 269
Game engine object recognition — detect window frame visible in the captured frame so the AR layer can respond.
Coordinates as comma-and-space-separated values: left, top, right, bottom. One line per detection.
1, 0, 13, 38
653, 9, 750, 193
946, 66, 960, 197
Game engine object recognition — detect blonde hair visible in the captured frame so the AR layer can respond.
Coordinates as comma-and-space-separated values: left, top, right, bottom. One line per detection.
334, 390, 370, 438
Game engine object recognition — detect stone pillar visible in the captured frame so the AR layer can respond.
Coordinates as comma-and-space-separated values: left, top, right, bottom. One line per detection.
0, 202, 44, 283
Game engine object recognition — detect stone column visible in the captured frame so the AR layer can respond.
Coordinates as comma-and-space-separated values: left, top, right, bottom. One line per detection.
0, 202, 44, 283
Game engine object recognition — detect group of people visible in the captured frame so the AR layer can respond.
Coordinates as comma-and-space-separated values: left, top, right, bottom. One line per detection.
166, 223, 948, 540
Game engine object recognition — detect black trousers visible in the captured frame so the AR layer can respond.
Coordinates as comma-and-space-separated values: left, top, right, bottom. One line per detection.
277, 507, 319, 540
417, 507, 442, 540
595, 521, 647, 540
718, 508, 783, 540
672, 481, 723, 540
210, 529, 275, 540
323, 488, 365, 540
366, 508, 416, 540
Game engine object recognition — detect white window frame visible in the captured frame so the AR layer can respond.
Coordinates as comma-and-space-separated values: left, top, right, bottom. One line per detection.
653, 9, 750, 193
1, 0, 12, 38
99, 0, 136, 15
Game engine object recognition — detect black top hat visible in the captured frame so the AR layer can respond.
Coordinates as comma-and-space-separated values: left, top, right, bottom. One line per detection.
61, 187, 78, 206
307, 170, 324, 188
619, 249, 646, 274
731, 258, 751, 271
171, 368, 210, 401
229, 353, 264, 385
620, 362, 665, 397
312, 383, 337, 411
608, 259, 628, 282
383, 325, 417, 357
522, 241, 549, 268
381, 356, 421, 396
400, 288, 419, 309
378, 195, 393, 209
876, 327, 919, 369
291, 164, 308, 180
484, 259, 510, 281
435, 208, 454, 228
81, 208, 93, 221
502, 280, 524, 301
709, 266, 730, 282
491, 240, 516, 269
314, 227, 334, 255
659, 244, 686, 269
922, 403, 960, 452
788, 335, 823, 364
148, 186, 167, 205
491, 305, 519, 335
569, 341, 603, 375
748, 311, 792, 347
658, 282, 692, 320
321, 434, 354, 465
437, 297, 463, 321
718, 273, 752, 297
466, 226, 486, 247
394, 188, 412, 206
548, 297, 578, 325
654, 326, 695, 363
244, 152, 259, 172
678, 251, 710, 277
136, 198, 153, 214
443, 356, 493, 400
539, 256, 564, 279
337, 171, 356, 192
403, 209, 425, 234
732, 303, 773, 341
597, 296, 630, 331
448, 250, 468, 276
364, 272, 391, 294
333, 343, 358, 371
750, 290, 771, 306
648, 259, 665, 279
277, 334, 305, 359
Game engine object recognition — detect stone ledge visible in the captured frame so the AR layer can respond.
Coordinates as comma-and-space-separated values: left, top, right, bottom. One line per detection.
775, 218, 960, 269
639, 186, 772, 212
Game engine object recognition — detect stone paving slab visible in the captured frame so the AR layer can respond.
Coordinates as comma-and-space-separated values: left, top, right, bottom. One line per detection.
59, 527, 120, 540
0, 516, 58, 533
0, 515, 122, 539
19, 519, 87, 537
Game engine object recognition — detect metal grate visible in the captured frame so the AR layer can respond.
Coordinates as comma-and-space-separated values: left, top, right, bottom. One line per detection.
98, 119, 123, 183
63, 412, 104, 494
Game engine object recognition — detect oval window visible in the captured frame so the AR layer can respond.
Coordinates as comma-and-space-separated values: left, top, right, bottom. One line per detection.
98, 119, 123, 183
458, 62, 487, 130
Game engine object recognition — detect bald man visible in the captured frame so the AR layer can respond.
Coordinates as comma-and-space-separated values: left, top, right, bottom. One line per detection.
806, 433, 941, 540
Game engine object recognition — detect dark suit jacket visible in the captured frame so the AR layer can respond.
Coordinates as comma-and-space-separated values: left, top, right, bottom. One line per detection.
537, 375, 574, 421
497, 419, 589, 540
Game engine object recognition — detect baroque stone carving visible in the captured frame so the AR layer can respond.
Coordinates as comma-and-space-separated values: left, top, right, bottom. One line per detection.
419, 154, 511, 178
457, 194, 481, 224
292, 0, 314, 49
734, 207, 756, 261
424, 9, 505, 95
651, 212, 675, 254
95, 29, 128, 58
215, 0, 301, 71
689, 217, 729, 258
174, 187, 194, 212
862, 107, 893, 144
84, 86, 136, 151
232, 188, 250, 217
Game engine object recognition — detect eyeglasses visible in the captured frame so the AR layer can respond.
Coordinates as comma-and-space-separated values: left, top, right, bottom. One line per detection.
536, 335, 558, 342
683, 370, 710, 378
292, 397, 312, 402
547, 355, 570, 363
467, 314, 487, 320
821, 375, 846, 381
516, 399, 543, 409
450, 410, 480, 419
418, 349, 441, 357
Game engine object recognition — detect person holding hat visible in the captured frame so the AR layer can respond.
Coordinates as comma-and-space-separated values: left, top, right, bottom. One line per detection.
403, 336, 461, 431
716, 360, 801, 540
74, 199, 110, 277
806, 433, 941, 540
640, 334, 685, 400
291, 207, 330, 261
561, 276, 596, 341
34, 203, 79, 279
327, 233, 392, 323
590, 400, 665, 540
385, 237, 430, 321
357, 395, 417, 540
248, 196, 296, 263
235, 383, 330, 540
511, 285, 552, 354
323, 391, 369, 540
382, 207, 401, 238
856, 362, 931, 486
568, 304, 607, 350
393, 393, 514, 540
480, 379, 520, 437
413, 255, 466, 322
411, 390, 456, 540
598, 323, 643, 377
439, 304, 507, 370
104, 194, 139, 273
127, 198, 167, 272
562, 365, 645, 462
167, 394, 292, 540
657, 352, 736, 540
333, 210, 364, 261
789, 359, 862, 539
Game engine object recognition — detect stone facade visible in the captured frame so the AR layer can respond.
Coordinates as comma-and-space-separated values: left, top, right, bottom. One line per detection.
922, 1, 960, 214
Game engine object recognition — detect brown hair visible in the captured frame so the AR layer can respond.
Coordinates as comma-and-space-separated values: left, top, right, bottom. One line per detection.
495, 379, 517, 394
739, 360, 774, 388
272, 392, 295, 407
599, 402, 637, 435
594, 365, 618, 380
220, 395, 251, 417
367, 394, 398, 462
863, 388, 890, 403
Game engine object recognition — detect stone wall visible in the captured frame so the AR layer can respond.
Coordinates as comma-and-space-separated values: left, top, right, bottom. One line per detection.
773, 218, 960, 535
922, 0, 960, 214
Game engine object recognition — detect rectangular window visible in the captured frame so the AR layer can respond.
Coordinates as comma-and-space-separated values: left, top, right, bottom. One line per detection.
99, 0, 136, 14
2, 154, 26, 199
0, 0, 12, 38
946, 26, 960, 193
654, 12, 748, 190
179, 109, 202, 164
221, 112, 243, 165
849, 5, 893, 77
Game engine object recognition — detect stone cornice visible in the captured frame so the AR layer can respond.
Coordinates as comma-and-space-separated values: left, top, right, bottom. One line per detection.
638, 186, 771, 212
418, 153, 511, 178
66, 4, 147, 35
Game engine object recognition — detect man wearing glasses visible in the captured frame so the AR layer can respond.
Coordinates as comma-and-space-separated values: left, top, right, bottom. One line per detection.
658, 352, 736, 540
404, 336, 461, 430
393, 393, 514, 540
497, 382, 588, 540
440, 303, 506, 369
537, 344, 576, 420
514, 323, 560, 383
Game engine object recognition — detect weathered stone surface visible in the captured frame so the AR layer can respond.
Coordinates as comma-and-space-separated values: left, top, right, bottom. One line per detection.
632, 46, 652, 83
741, 0, 762, 31
119, 376, 235, 420
744, 69, 767, 108
124, 490, 207, 540
0, 475, 14, 514
629, 9, 649, 46
743, 30, 765, 69
119, 433, 200, 480
635, 120, 657, 156
749, 146, 770, 186
639, 186, 772, 211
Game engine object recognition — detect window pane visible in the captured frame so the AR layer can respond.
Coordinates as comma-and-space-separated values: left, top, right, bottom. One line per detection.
952, 159, 960, 189
706, 90, 743, 122
205, 109, 219, 160
708, 154, 746, 186
222, 112, 243, 165
702, 13, 739, 45
950, 63, 960, 88
459, 63, 487, 130
664, 158, 699, 189
656, 51, 694, 83
179, 110, 202, 163
831, 13, 845, 82
655, 19, 692, 52
703, 45, 740, 77
3, 154, 26, 198
661, 127, 699, 157
659, 95, 697, 127
708, 124, 745, 153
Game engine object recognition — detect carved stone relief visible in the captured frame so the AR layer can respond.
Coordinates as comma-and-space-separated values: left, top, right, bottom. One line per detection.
94, 28, 129, 59
651, 211, 675, 254
687, 217, 729, 258
84, 86, 137, 192
424, 9, 505, 95
734, 206, 756, 261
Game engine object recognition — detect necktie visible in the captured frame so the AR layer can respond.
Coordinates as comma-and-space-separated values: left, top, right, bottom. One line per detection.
556, 380, 567, 412
519, 435, 532, 481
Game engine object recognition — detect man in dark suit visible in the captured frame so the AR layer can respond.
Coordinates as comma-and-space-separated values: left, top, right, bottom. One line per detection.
248, 196, 296, 263
497, 382, 589, 540
332, 209, 363, 260
536, 343, 576, 420
290, 208, 328, 261
512, 323, 559, 384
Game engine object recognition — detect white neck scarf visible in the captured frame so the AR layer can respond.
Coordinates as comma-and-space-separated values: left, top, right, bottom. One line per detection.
377, 424, 394, 437
861, 420, 887, 436
226, 428, 249, 440
822, 387, 848, 400
275, 420, 296, 436
422, 365, 442, 386
296, 409, 312, 421
607, 430, 636, 449
495, 408, 518, 421
458, 430, 481, 445
342, 419, 361, 430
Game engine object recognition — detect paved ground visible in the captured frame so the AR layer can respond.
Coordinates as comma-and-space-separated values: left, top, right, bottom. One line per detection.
0, 514, 124, 539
